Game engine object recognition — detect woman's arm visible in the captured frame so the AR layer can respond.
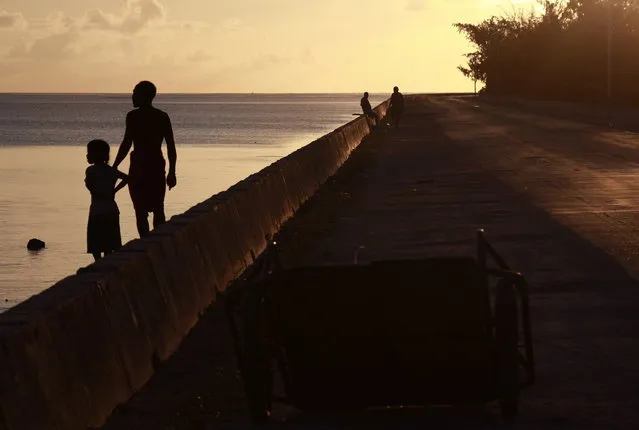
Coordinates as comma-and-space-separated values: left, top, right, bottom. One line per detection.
165, 113, 177, 190
113, 112, 133, 170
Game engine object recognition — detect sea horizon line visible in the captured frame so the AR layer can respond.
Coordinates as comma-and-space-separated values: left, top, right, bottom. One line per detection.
0, 91, 475, 96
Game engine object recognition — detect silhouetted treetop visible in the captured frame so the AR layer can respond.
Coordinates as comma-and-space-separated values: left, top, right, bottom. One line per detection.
454, 0, 639, 104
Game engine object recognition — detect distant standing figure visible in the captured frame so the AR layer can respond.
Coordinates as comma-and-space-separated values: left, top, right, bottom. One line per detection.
360, 92, 380, 126
85, 139, 128, 260
388, 86, 404, 128
113, 81, 177, 237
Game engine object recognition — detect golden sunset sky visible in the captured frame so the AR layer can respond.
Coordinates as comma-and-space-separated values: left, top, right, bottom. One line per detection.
0, 0, 541, 93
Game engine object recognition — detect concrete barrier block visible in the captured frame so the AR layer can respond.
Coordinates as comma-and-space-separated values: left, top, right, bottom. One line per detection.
210, 198, 253, 277
179, 200, 251, 294
0, 273, 132, 430
257, 169, 295, 232
224, 189, 267, 262
159, 222, 212, 315
96, 263, 158, 394
188, 213, 235, 293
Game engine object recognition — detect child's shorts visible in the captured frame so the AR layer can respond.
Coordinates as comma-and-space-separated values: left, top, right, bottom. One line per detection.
87, 213, 122, 254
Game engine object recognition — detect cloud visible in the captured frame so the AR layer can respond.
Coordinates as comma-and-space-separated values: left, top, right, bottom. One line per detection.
46, 11, 75, 32
188, 50, 216, 63
1, 0, 172, 64
5, 11, 82, 61
300, 48, 314, 65
166, 21, 209, 32
219, 17, 243, 32
219, 49, 314, 75
83, 0, 166, 34
406, 0, 427, 11
0, 0, 261, 89
250, 53, 288, 70
0, 10, 26, 29
121, 0, 165, 32
8, 30, 80, 61
84, 9, 114, 30
28, 31, 80, 60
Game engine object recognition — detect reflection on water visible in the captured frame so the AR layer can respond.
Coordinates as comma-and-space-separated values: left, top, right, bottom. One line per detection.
0, 142, 305, 311
0, 93, 389, 311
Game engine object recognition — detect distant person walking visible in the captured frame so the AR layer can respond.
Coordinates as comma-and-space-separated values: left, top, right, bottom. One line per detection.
360, 92, 380, 127
388, 86, 404, 128
85, 139, 128, 260
113, 81, 177, 238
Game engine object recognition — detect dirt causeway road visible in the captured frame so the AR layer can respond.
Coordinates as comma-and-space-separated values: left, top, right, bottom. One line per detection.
101, 95, 639, 430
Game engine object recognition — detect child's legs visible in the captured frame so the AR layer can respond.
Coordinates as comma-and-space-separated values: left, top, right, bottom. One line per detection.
90, 212, 122, 256
88, 215, 107, 260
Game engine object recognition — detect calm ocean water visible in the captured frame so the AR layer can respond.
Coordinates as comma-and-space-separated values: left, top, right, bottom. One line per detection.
0, 93, 386, 311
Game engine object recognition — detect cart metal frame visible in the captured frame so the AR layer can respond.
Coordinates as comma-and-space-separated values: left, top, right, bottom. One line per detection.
223, 229, 535, 424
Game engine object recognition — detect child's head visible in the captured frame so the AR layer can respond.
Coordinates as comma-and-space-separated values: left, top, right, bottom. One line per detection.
86, 139, 110, 164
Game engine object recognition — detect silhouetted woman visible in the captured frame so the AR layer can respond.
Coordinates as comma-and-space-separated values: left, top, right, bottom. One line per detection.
113, 81, 177, 237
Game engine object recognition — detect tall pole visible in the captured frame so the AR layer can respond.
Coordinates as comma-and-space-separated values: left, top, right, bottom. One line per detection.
607, 1, 613, 127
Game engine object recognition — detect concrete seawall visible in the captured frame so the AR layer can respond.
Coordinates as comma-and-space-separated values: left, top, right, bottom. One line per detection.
0, 101, 389, 430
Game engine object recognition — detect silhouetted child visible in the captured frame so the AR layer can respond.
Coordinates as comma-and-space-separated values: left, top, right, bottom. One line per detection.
85, 139, 128, 260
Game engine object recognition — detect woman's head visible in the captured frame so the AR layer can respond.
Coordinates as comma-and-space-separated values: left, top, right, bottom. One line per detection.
132, 80, 157, 107
87, 139, 110, 164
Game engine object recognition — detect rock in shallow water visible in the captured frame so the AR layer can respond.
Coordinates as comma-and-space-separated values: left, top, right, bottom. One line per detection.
27, 238, 45, 251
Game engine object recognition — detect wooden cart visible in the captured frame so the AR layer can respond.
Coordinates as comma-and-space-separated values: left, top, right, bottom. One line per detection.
224, 230, 535, 424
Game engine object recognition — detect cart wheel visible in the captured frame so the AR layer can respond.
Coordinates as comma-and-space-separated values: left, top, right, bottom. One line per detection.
245, 360, 273, 424
243, 289, 274, 424
495, 279, 519, 418
500, 393, 519, 418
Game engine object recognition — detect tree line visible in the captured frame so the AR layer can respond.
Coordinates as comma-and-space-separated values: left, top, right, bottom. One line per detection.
454, 0, 639, 105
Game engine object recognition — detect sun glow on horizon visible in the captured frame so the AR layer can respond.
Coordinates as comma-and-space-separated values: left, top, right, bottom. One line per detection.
0, 0, 536, 94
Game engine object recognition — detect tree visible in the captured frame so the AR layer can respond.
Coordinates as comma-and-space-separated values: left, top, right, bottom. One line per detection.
453, 0, 639, 105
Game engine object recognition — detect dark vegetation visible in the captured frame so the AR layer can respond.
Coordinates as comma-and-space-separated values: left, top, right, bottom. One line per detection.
454, 0, 639, 105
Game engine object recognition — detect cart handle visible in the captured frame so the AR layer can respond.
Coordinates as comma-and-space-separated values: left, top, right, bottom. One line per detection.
477, 229, 511, 271
479, 230, 536, 387
223, 238, 281, 304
